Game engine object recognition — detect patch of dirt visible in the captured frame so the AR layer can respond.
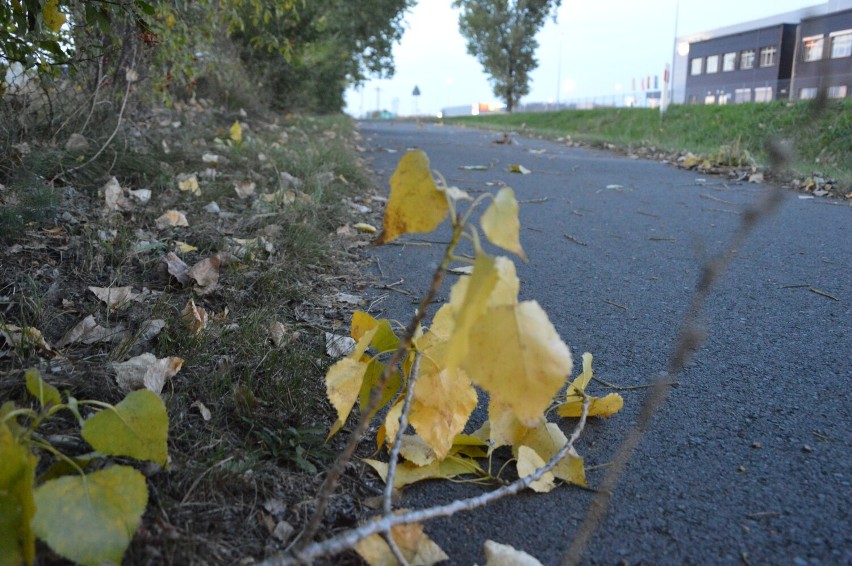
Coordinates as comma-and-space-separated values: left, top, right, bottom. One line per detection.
0, 104, 389, 564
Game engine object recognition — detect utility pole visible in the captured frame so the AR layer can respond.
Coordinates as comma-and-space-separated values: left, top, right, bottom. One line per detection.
664, 0, 681, 112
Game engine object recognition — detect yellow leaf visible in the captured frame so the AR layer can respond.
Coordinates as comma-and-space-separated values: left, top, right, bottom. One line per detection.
481, 187, 526, 260
355, 520, 448, 566
0, 423, 37, 566
508, 164, 531, 174
32, 466, 147, 565
398, 434, 436, 467
516, 446, 555, 493
557, 392, 624, 419
177, 174, 200, 195
357, 359, 402, 419
485, 402, 530, 450
230, 120, 242, 144
364, 455, 482, 489
376, 151, 448, 244
174, 241, 197, 253
464, 301, 572, 427
556, 353, 624, 418
516, 422, 586, 485
445, 254, 519, 369
409, 365, 478, 460
80, 390, 169, 464
353, 222, 377, 233
484, 540, 544, 566
42, 0, 66, 32
326, 328, 378, 435
351, 311, 399, 352
383, 397, 404, 446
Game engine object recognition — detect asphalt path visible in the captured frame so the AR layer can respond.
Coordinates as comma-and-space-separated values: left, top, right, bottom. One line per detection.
355, 120, 850, 566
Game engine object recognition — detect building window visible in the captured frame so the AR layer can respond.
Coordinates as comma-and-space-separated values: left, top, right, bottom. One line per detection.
706, 55, 720, 73
759, 46, 777, 67
734, 88, 751, 103
827, 85, 848, 98
754, 86, 773, 102
740, 50, 756, 69
802, 35, 825, 62
718, 93, 730, 105
800, 87, 819, 99
723, 52, 737, 71
690, 58, 703, 75
704, 94, 716, 104
830, 30, 852, 58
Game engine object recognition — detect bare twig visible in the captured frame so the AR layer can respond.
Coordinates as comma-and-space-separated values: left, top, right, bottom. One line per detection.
296, 222, 466, 548
384, 352, 423, 514
562, 183, 786, 566
52, 52, 137, 181
564, 234, 588, 247
261, 397, 592, 566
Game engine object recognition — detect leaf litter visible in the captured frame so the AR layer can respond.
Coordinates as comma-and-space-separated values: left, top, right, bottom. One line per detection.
0, 106, 392, 563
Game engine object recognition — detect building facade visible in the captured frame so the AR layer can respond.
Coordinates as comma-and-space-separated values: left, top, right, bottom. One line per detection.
791, 9, 852, 99
675, 0, 852, 104
684, 24, 798, 104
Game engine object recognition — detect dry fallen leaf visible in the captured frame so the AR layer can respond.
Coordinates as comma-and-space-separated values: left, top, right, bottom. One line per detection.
56, 315, 122, 347
163, 252, 190, 285
234, 180, 256, 199
181, 299, 209, 334
113, 352, 184, 395
0, 324, 56, 355
89, 286, 142, 309
187, 256, 220, 289
267, 321, 296, 347
325, 332, 356, 358
190, 400, 212, 421
103, 177, 127, 211
155, 210, 189, 230
508, 164, 531, 175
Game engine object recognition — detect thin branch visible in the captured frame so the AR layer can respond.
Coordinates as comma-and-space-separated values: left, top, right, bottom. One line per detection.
296, 221, 466, 548
384, 352, 423, 515
561, 183, 786, 566
262, 397, 591, 566
52, 51, 136, 181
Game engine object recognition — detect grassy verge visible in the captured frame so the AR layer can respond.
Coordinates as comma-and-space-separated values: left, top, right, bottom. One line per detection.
445, 100, 852, 191
0, 105, 380, 563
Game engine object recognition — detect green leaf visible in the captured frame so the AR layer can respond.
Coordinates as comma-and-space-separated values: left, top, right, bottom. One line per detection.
135, 0, 155, 16
81, 390, 168, 465
25, 368, 61, 409
32, 466, 147, 566
0, 424, 37, 566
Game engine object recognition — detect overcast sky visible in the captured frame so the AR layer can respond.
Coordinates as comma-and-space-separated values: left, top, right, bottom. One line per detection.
344, 0, 827, 116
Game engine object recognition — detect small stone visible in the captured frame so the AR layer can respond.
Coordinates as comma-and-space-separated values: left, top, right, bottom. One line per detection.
272, 520, 294, 542
65, 133, 89, 153
738, 465, 747, 473
752, 442, 762, 449
802, 444, 813, 453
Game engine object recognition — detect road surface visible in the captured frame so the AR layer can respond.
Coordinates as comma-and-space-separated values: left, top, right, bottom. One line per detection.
356, 120, 850, 566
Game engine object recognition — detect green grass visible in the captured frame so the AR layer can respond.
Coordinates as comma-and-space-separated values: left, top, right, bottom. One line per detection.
446, 100, 852, 185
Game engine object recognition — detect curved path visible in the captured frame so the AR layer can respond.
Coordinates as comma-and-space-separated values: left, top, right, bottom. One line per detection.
357, 120, 850, 566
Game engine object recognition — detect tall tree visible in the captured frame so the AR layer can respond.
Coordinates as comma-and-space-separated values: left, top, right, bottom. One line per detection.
454, 0, 559, 112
